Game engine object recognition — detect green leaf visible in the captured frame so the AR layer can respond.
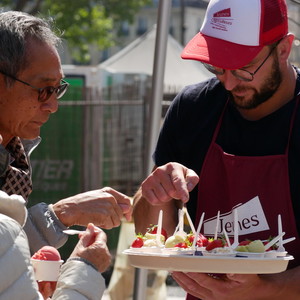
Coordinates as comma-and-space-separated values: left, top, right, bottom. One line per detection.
1, 0, 151, 63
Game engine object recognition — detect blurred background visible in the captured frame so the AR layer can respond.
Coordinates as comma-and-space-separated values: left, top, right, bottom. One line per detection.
2, 0, 300, 298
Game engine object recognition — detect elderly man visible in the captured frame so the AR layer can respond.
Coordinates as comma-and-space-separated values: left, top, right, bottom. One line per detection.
0, 11, 132, 253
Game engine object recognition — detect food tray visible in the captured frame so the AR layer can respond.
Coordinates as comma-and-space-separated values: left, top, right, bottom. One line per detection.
123, 249, 293, 274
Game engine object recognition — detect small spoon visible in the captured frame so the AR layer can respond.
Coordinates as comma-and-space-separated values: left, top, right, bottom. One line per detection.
223, 229, 232, 248
182, 205, 196, 235
282, 237, 296, 245
192, 212, 205, 249
277, 214, 285, 252
264, 232, 285, 251
156, 210, 164, 247
214, 211, 220, 240
63, 229, 85, 235
231, 209, 239, 249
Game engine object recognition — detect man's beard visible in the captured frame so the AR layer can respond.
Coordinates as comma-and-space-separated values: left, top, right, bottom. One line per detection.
228, 55, 282, 110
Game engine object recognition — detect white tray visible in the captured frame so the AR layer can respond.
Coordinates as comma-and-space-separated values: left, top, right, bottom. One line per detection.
123, 249, 294, 274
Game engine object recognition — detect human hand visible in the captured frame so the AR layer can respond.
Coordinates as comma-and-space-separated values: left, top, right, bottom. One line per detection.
37, 281, 57, 300
53, 187, 132, 228
141, 162, 199, 205
70, 223, 111, 273
171, 271, 289, 300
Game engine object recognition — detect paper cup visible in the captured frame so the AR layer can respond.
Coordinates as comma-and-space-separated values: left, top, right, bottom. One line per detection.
31, 259, 64, 281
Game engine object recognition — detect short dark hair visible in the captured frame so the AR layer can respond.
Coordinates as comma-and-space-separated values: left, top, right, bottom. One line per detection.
0, 11, 61, 79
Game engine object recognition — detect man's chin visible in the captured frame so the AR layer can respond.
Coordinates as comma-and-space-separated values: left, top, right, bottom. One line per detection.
229, 94, 260, 110
21, 131, 40, 140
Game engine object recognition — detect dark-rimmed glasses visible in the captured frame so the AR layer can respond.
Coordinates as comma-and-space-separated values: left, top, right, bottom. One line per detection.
202, 43, 279, 82
0, 70, 69, 102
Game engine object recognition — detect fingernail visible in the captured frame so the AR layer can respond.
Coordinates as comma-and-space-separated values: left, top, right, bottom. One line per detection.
87, 223, 94, 231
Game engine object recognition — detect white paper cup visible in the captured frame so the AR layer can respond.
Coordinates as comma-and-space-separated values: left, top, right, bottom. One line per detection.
31, 259, 64, 281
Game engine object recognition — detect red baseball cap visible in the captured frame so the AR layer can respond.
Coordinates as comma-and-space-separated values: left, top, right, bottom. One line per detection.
181, 0, 288, 70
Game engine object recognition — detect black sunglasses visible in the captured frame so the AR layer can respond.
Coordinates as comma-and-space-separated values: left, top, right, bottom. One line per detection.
0, 70, 69, 102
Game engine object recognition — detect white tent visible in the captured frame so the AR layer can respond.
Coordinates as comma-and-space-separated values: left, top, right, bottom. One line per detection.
100, 26, 212, 93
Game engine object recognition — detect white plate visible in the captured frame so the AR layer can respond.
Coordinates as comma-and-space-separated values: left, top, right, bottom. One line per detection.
123, 249, 294, 274
202, 250, 236, 257
235, 251, 266, 258
161, 248, 195, 256
129, 246, 162, 254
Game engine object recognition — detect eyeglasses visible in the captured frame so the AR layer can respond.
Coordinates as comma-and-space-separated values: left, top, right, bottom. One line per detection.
202, 44, 278, 82
0, 70, 69, 102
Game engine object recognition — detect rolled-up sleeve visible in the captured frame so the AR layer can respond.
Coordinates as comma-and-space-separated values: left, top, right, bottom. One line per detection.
24, 202, 68, 254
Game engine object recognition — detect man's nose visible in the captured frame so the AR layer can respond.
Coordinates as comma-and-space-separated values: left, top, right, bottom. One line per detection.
41, 94, 59, 113
218, 70, 242, 91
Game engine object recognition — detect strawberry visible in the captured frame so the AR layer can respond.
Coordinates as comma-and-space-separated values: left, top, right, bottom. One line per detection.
147, 225, 168, 241
186, 233, 194, 245
131, 236, 144, 248
174, 242, 188, 248
205, 239, 225, 251
198, 233, 209, 247
238, 240, 251, 246
187, 232, 208, 247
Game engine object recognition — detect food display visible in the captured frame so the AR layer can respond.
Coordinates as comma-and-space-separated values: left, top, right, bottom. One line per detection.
125, 210, 295, 274
130, 208, 201, 255
202, 238, 235, 256
236, 240, 265, 254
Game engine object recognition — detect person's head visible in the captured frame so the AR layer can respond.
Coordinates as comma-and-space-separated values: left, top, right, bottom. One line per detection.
0, 11, 68, 145
182, 0, 294, 110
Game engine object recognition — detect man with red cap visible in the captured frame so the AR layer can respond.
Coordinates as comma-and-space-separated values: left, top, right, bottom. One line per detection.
133, 0, 300, 299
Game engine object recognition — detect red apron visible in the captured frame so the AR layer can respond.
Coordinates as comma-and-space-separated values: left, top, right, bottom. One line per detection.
187, 97, 300, 300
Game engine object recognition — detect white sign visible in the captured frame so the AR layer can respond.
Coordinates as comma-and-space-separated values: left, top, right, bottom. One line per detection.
203, 196, 269, 237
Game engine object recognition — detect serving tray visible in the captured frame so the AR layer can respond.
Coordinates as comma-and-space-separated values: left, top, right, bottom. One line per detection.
123, 249, 293, 274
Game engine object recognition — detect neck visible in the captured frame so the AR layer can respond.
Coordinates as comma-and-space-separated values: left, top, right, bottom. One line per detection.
1, 135, 14, 147
238, 65, 297, 121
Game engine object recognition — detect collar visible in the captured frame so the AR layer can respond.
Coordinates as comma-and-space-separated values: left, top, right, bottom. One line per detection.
0, 137, 41, 177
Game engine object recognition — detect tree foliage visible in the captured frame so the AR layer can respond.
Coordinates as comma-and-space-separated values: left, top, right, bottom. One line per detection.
0, 0, 151, 63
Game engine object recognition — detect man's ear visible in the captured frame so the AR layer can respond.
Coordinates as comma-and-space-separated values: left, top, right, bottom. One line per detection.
277, 33, 294, 61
